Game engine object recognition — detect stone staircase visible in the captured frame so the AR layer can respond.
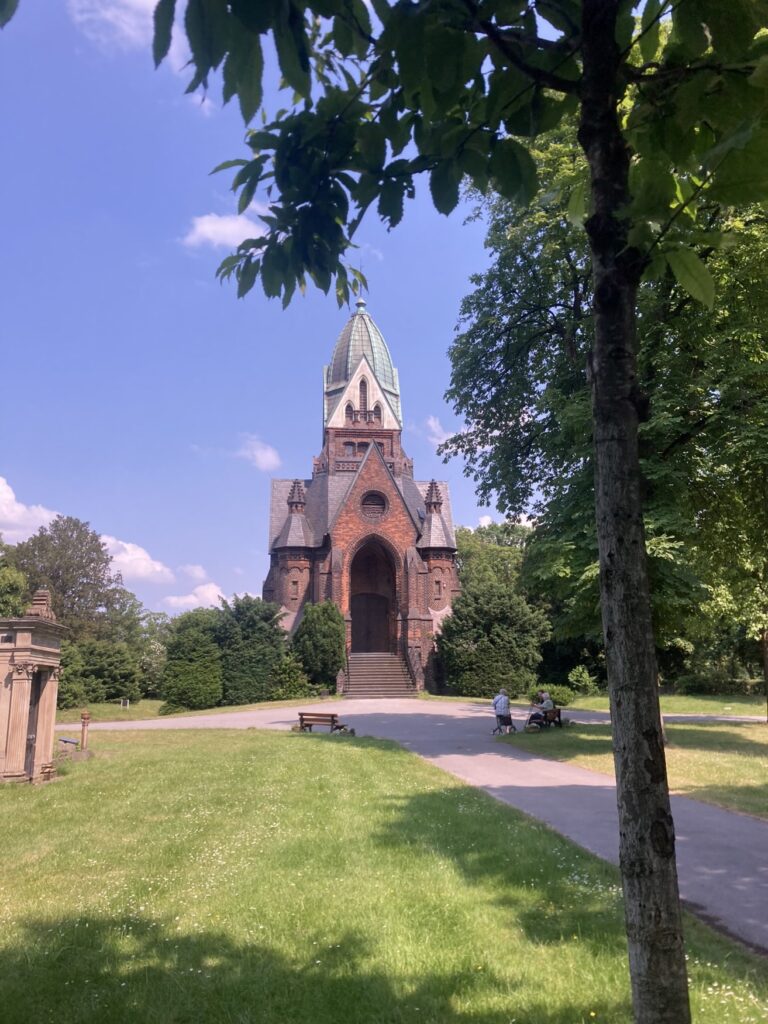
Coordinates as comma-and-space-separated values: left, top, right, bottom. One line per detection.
345, 652, 416, 698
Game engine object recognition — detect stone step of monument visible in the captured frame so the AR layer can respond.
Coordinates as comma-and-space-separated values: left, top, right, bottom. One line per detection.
345, 653, 416, 698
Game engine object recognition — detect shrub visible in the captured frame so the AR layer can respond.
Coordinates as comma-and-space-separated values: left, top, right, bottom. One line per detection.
292, 602, 346, 686
272, 653, 318, 699
58, 639, 140, 708
218, 596, 286, 704
568, 665, 600, 696
438, 581, 551, 699
528, 684, 576, 707
161, 611, 223, 711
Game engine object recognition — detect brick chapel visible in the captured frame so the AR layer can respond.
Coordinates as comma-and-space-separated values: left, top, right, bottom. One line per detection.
262, 298, 459, 694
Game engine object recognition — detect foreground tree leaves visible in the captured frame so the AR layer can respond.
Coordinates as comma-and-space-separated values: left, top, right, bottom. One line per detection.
155, 4, 768, 1022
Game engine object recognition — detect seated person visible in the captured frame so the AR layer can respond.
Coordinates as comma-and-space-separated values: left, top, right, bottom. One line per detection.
527, 690, 554, 726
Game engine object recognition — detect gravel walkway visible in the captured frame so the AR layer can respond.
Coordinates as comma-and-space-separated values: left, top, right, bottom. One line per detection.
60, 698, 768, 954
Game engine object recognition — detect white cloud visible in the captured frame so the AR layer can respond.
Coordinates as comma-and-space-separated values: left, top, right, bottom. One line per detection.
426, 415, 451, 448
67, 0, 155, 49
180, 563, 208, 582
0, 477, 58, 544
478, 515, 494, 528
164, 582, 225, 611
236, 435, 281, 472
182, 213, 266, 250
102, 535, 175, 583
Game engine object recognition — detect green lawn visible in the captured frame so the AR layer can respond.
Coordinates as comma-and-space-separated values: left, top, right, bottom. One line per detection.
502, 721, 768, 819
1, 731, 766, 1024
56, 695, 340, 725
567, 693, 766, 717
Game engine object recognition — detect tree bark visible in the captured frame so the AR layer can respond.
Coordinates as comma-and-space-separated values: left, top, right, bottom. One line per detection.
762, 626, 768, 724
578, 4, 691, 1023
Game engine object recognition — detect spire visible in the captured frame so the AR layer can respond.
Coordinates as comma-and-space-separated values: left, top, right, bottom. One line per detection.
425, 480, 443, 513
287, 479, 306, 514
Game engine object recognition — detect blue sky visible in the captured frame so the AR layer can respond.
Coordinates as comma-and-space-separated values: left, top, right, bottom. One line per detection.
0, 1, 495, 612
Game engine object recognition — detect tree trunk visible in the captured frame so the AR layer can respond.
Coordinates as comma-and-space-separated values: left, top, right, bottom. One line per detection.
762, 627, 768, 724
578, 4, 691, 1023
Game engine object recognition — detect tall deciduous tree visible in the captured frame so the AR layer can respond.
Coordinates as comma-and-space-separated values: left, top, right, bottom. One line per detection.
9, 515, 124, 637
157, 3, 768, 1019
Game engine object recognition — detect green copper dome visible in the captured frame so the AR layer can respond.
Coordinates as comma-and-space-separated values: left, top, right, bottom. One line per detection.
323, 298, 402, 424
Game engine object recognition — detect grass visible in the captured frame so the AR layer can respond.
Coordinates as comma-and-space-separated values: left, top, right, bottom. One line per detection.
1, 730, 766, 1024
567, 693, 766, 716
419, 692, 766, 716
502, 721, 768, 819
56, 695, 340, 725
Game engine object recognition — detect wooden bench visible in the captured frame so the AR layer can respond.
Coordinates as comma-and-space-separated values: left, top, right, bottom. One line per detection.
298, 712, 346, 733
543, 706, 563, 728
525, 705, 563, 730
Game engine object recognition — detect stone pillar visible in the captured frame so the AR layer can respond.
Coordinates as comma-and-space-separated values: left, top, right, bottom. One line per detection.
32, 667, 60, 777
4, 662, 34, 779
0, 667, 11, 775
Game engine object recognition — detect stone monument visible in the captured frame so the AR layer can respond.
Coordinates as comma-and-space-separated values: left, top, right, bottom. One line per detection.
0, 590, 66, 782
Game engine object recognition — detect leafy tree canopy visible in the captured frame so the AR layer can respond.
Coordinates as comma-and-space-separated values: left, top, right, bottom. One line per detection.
156, 0, 768, 306
8, 515, 125, 638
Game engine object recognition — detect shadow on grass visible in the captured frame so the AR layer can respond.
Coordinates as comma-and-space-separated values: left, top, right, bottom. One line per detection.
0, 913, 630, 1024
372, 786, 628, 964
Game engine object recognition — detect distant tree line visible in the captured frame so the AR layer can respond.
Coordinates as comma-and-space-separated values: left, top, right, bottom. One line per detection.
0, 516, 346, 712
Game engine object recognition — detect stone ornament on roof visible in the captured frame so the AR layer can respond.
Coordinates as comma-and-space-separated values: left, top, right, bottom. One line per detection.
287, 478, 307, 513
25, 589, 57, 622
425, 479, 443, 513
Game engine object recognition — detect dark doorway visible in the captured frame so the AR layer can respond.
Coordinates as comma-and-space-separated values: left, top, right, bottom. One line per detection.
350, 541, 395, 652
24, 671, 42, 778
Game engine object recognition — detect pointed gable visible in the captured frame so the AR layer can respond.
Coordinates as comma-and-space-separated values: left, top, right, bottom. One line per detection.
329, 442, 420, 548
325, 354, 402, 430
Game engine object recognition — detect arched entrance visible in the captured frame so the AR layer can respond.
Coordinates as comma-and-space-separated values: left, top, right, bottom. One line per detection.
350, 540, 395, 652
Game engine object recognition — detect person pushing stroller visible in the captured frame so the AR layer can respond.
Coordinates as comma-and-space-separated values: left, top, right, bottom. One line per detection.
491, 688, 516, 735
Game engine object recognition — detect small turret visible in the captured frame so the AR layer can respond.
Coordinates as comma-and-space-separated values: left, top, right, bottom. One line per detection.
424, 480, 443, 514
287, 479, 306, 514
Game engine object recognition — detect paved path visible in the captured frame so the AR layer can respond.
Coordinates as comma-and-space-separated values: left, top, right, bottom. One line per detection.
62, 699, 768, 954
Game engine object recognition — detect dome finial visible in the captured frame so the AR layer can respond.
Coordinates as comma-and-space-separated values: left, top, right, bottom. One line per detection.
355, 295, 367, 311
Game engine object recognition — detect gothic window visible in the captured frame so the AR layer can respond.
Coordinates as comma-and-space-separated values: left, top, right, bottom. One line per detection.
345, 402, 353, 422
358, 442, 368, 454
434, 578, 442, 598
359, 378, 368, 415
344, 442, 355, 456
373, 403, 382, 422
290, 579, 299, 599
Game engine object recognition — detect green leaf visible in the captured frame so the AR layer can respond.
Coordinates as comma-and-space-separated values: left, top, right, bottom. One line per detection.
152, 0, 177, 66
274, 5, 310, 96
639, 0, 663, 64
429, 160, 462, 216
356, 122, 386, 170
666, 248, 714, 308
489, 138, 537, 204
236, 258, 259, 298
231, 31, 263, 123
378, 178, 404, 227
211, 158, 248, 174
748, 54, 768, 90
566, 180, 587, 225
0, 0, 18, 29
670, 2, 708, 57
